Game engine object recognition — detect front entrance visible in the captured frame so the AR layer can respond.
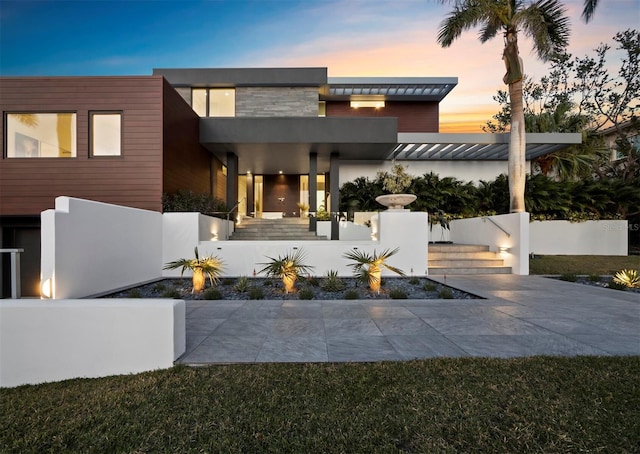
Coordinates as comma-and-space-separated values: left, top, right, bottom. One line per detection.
238, 174, 326, 219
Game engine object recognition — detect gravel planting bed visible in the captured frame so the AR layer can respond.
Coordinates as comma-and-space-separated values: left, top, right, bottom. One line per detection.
104, 276, 480, 300
549, 275, 640, 294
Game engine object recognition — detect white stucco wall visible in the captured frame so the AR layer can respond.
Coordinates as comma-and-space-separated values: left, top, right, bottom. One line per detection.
197, 211, 429, 277
0, 299, 185, 388
450, 213, 530, 275
41, 197, 163, 299
530, 220, 628, 255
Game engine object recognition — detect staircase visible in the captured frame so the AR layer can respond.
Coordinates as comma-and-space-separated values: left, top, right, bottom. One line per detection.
230, 217, 328, 241
428, 243, 511, 275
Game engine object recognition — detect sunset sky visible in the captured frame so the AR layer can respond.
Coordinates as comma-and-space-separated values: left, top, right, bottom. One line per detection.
1, 0, 637, 132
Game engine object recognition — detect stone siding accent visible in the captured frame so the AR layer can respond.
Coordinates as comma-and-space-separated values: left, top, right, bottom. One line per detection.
236, 87, 318, 117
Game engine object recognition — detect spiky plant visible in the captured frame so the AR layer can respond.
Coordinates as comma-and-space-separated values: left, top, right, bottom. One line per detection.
613, 269, 640, 289
163, 247, 224, 293
343, 247, 405, 293
257, 249, 313, 293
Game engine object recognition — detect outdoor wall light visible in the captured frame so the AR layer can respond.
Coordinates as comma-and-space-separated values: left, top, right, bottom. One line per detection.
40, 278, 53, 299
498, 246, 511, 253
211, 232, 219, 241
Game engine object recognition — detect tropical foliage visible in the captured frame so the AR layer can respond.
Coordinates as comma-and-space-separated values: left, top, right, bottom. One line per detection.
377, 162, 413, 194
163, 247, 224, 293
258, 249, 313, 293
613, 269, 640, 289
343, 247, 405, 293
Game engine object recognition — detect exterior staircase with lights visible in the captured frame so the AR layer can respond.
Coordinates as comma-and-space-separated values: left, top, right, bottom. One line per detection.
229, 217, 328, 241
428, 243, 511, 275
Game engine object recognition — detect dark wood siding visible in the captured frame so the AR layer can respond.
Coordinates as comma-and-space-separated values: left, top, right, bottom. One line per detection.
0, 76, 164, 214
212, 157, 227, 201
263, 174, 299, 216
326, 101, 439, 132
161, 79, 213, 197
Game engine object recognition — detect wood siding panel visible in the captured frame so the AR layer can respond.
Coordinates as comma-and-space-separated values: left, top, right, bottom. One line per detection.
326, 101, 439, 132
161, 79, 212, 197
0, 76, 165, 214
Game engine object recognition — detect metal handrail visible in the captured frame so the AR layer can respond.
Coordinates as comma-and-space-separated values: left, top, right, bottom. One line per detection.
207, 197, 246, 222
481, 216, 511, 237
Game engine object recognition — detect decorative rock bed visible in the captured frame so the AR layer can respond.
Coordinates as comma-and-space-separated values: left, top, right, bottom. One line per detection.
104, 277, 480, 300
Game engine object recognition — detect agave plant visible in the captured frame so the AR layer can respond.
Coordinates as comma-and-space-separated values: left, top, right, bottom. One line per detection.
612, 269, 640, 289
163, 247, 224, 293
257, 248, 313, 293
343, 247, 405, 293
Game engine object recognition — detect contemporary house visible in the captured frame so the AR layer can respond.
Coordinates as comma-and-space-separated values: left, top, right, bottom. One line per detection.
1, 67, 580, 296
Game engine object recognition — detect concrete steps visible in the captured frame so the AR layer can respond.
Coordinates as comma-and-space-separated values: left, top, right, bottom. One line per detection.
428, 243, 511, 275
230, 217, 327, 241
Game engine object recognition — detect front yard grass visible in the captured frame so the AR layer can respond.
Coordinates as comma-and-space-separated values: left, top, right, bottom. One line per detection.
529, 255, 639, 275
2, 357, 638, 452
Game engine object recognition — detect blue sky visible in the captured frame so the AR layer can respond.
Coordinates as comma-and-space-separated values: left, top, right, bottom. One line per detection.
1, 0, 637, 131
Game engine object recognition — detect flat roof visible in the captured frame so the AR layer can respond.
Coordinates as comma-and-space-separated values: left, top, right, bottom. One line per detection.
325, 77, 458, 102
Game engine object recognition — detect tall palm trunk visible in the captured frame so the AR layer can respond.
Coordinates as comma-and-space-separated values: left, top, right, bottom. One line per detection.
508, 78, 526, 212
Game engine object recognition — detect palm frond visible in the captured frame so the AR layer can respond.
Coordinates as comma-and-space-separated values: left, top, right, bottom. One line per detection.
437, 0, 492, 47
517, 0, 570, 61
582, 0, 599, 23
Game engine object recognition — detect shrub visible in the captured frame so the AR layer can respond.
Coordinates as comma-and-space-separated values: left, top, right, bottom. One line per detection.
162, 288, 181, 299
559, 273, 577, 282
389, 288, 408, 299
408, 276, 421, 285
439, 288, 453, 299
321, 270, 346, 292
222, 278, 234, 286
588, 274, 601, 282
613, 269, 640, 288
248, 287, 264, 300
263, 278, 273, 287
128, 288, 142, 298
607, 280, 628, 291
202, 288, 223, 300
344, 289, 359, 300
162, 190, 227, 215
298, 288, 314, 300
306, 276, 320, 287
152, 282, 166, 292
423, 282, 437, 292
234, 276, 250, 293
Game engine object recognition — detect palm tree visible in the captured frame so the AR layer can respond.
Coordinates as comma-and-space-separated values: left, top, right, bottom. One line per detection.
163, 247, 224, 293
343, 248, 405, 293
437, 0, 570, 213
582, 0, 599, 22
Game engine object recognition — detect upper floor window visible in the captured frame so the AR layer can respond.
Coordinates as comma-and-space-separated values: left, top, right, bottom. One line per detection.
91, 112, 122, 156
318, 101, 326, 117
5, 113, 76, 158
191, 88, 235, 117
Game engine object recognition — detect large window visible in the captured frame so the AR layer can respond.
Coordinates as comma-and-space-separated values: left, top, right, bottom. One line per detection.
91, 112, 122, 156
5, 113, 76, 158
191, 88, 235, 117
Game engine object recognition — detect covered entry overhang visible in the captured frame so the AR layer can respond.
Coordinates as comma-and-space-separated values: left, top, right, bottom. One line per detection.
200, 117, 398, 174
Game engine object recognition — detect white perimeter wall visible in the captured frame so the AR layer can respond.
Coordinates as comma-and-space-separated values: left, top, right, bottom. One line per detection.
41, 197, 163, 299
450, 213, 530, 275
530, 220, 628, 255
339, 160, 518, 185
0, 299, 185, 388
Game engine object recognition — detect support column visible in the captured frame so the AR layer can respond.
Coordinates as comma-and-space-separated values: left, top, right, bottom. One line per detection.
309, 152, 317, 233
226, 152, 238, 214
329, 152, 340, 240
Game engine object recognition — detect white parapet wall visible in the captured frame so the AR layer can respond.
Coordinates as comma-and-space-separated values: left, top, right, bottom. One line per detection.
450, 213, 530, 275
41, 197, 163, 299
0, 299, 185, 388
316, 220, 372, 240
197, 211, 429, 277
530, 220, 628, 255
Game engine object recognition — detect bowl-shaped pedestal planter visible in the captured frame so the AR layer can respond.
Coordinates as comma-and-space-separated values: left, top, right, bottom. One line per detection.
375, 194, 417, 210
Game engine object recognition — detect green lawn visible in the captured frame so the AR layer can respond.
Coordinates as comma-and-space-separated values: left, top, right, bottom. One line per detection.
529, 255, 639, 275
2, 357, 638, 452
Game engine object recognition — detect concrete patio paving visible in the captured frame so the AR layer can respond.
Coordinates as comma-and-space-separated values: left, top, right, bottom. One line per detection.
178, 275, 640, 364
